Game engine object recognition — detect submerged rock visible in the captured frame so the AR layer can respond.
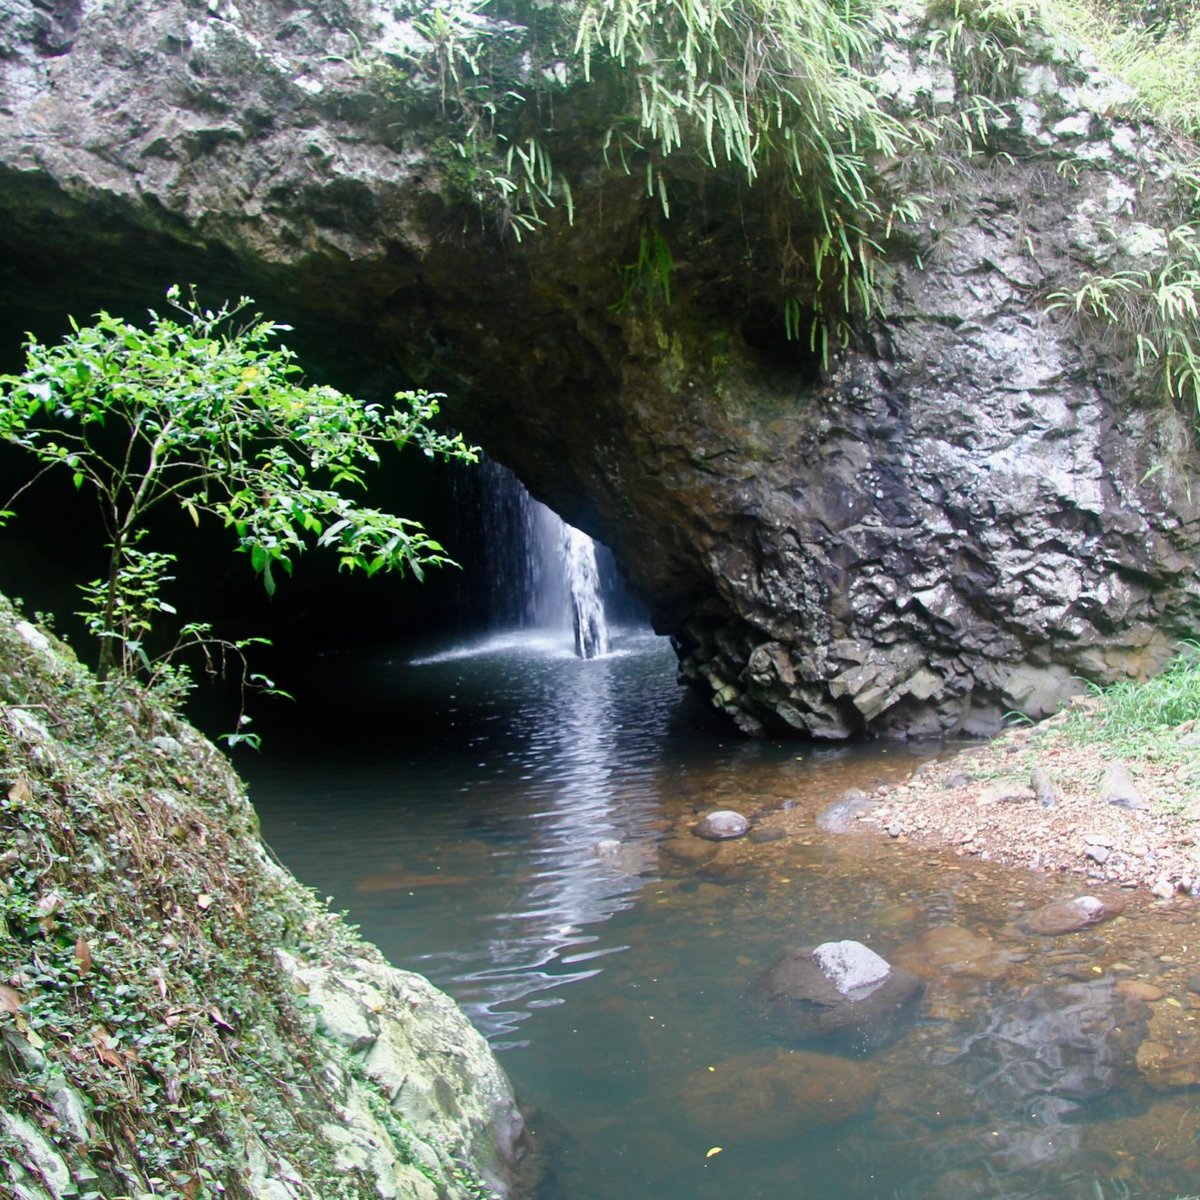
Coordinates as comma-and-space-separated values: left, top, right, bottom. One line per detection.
693, 810, 750, 841
747, 940, 923, 1050
892, 925, 1019, 984
1017, 894, 1124, 936
674, 1047, 878, 1141
660, 837, 718, 866
950, 979, 1146, 1108
816, 789, 878, 832
1137, 999, 1200, 1090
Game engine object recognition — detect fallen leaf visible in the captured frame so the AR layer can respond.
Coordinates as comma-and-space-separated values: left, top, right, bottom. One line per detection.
196, 894, 213, 911
705, 1147, 723, 1159
74, 937, 92, 975
0, 984, 21, 1014
209, 1008, 234, 1031
91, 1028, 123, 1069
7, 778, 32, 805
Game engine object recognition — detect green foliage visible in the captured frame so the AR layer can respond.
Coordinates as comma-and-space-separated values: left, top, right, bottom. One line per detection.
1085, 644, 1200, 732
576, 0, 917, 338
0, 286, 476, 688
1052, 0, 1200, 138
0, 597, 471, 1198
1060, 645, 1200, 785
1049, 220, 1200, 415
391, 0, 923, 342
613, 227, 675, 312
926, 0, 1042, 99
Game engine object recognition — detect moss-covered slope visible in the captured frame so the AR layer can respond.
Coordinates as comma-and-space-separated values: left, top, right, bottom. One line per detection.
0, 594, 528, 1200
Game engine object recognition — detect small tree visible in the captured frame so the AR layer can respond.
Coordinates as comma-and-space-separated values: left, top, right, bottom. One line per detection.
0, 285, 476, 690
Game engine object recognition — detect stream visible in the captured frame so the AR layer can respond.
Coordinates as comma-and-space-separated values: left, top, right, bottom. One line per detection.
242, 628, 1200, 1200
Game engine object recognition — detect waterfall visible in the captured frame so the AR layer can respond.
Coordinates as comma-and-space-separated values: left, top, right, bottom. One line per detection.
457, 457, 613, 658
562, 524, 610, 659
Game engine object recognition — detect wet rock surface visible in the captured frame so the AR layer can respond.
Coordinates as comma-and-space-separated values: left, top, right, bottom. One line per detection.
1017, 894, 1124, 936
892, 925, 1019, 984
816, 789, 879, 832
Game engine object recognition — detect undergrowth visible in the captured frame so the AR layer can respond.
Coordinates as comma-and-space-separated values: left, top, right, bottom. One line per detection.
1058, 645, 1200, 773
0, 596, 442, 1199
379, 0, 924, 351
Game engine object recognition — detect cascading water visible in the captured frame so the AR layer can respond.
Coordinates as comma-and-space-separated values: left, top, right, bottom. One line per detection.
562, 524, 610, 659
454, 456, 613, 657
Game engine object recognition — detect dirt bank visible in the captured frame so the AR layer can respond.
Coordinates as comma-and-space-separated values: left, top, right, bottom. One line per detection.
858, 706, 1200, 899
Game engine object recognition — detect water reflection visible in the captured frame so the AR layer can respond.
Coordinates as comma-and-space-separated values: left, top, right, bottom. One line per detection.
246, 631, 1200, 1200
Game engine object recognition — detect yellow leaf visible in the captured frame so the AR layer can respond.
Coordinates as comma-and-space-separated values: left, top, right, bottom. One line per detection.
196, 894, 213, 911
706, 1147, 723, 1158
7, 778, 32, 805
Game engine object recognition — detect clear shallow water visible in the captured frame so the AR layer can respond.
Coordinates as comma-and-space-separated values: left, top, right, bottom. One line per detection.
243, 629, 1200, 1200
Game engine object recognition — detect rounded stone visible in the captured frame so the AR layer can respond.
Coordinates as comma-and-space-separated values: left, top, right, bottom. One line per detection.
692, 810, 750, 840
747, 941, 923, 1051
673, 1047, 878, 1142
1017, 894, 1124, 936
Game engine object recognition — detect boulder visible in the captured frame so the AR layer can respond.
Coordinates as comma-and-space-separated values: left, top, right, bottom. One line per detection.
939, 979, 1146, 1124
816, 789, 878, 832
747, 940, 923, 1050
1100, 763, 1150, 811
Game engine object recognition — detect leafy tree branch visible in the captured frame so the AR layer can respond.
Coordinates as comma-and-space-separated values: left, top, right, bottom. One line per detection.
0, 285, 477, 689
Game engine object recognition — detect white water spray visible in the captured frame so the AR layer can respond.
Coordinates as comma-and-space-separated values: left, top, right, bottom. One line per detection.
466, 459, 612, 658
562, 524, 610, 659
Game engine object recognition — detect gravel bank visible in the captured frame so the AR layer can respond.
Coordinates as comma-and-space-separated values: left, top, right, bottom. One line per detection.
860, 709, 1200, 899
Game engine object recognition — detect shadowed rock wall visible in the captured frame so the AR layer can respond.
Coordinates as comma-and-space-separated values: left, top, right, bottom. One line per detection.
1, 0, 1198, 737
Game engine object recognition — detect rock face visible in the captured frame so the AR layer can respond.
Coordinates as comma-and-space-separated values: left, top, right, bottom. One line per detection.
747, 940, 923, 1051
1, 0, 1199, 736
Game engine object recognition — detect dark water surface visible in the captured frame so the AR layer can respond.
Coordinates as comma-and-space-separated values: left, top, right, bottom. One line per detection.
242, 630, 1200, 1200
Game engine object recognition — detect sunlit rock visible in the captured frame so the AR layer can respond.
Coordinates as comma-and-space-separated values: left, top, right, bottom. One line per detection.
747, 940, 923, 1050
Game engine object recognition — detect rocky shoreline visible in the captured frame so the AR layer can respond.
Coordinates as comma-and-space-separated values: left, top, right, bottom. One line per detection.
858, 708, 1200, 900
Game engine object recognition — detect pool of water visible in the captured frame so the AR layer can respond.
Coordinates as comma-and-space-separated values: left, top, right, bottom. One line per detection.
242, 629, 1200, 1200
